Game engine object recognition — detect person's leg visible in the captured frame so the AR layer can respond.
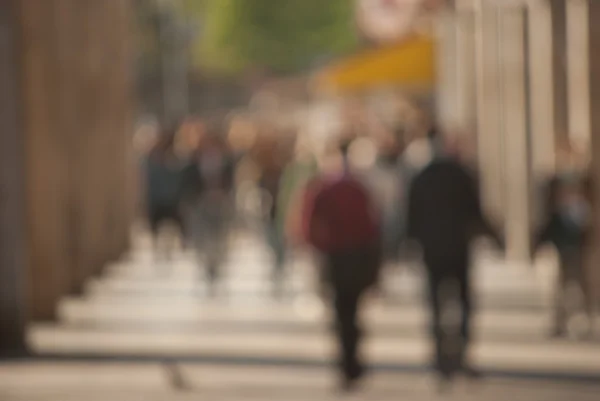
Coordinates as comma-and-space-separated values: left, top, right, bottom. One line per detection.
458, 271, 472, 342
574, 248, 595, 337
205, 221, 221, 296
457, 266, 478, 376
163, 206, 183, 261
426, 269, 446, 376
197, 204, 220, 296
190, 205, 206, 282
173, 207, 186, 250
582, 274, 596, 338
553, 251, 569, 337
152, 207, 170, 262
325, 251, 367, 390
148, 207, 161, 260
333, 288, 363, 387
266, 222, 286, 297
206, 202, 231, 296
183, 202, 199, 251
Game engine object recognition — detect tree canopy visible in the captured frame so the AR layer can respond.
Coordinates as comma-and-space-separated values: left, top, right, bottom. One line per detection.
195, 0, 358, 74
134, 0, 358, 76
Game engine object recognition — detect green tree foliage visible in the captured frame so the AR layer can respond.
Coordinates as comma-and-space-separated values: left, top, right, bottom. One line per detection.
197, 0, 358, 74
134, 0, 162, 73
134, 0, 196, 75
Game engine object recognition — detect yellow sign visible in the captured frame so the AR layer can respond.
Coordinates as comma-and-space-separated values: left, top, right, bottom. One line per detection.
314, 34, 436, 94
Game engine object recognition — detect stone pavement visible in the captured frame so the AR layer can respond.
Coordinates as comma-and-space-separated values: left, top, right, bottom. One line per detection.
1, 361, 600, 401
21, 230, 600, 386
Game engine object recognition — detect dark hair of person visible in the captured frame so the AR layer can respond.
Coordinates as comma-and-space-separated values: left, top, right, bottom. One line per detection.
394, 126, 405, 141
427, 126, 438, 140
150, 130, 175, 157
339, 139, 352, 157
337, 127, 357, 156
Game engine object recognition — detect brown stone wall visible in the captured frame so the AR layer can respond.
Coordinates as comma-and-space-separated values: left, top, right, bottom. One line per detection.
0, 0, 27, 352
18, 0, 135, 320
588, 0, 600, 302
550, 0, 569, 142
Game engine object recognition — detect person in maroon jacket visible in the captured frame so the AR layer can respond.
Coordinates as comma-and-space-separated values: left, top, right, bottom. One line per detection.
304, 139, 382, 392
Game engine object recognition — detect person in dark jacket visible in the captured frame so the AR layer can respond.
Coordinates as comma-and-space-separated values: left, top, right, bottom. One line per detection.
407, 147, 503, 385
183, 130, 235, 295
259, 162, 287, 296
144, 129, 187, 260
250, 133, 288, 297
533, 142, 594, 338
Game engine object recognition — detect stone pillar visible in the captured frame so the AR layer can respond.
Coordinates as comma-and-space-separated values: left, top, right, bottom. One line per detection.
527, 0, 555, 176
0, 0, 27, 354
17, 0, 135, 320
435, 5, 460, 129
53, 0, 87, 294
19, 0, 73, 320
527, 0, 556, 230
500, 6, 531, 261
587, 0, 600, 302
566, 0, 591, 145
105, 0, 136, 263
475, 2, 505, 222
550, 0, 569, 141
455, 7, 477, 132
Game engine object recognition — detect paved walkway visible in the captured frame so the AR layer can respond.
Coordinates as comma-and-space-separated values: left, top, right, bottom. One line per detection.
9, 230, 600, 399
2, 361, 600, 401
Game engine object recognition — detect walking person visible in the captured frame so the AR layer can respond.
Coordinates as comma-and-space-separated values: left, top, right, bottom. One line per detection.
406, 135, 503, 387
143, 129, 187, 261
533, 141, 594, 338
184, 129, 235, 296
256, 141, 287, 298
371, 132, 406, 266
268, 136, 319, 298
303, 138, 381, 391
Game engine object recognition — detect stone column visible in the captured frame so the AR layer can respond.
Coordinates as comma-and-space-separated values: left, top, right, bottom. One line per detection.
587, 0, 600, 303
17, 0, 136, 320
550, 0, 569, 141
527, 0, 555, 175
500, 5, 531, 261
0, 0, 27, 354
53, 0, 86, 294
475, 2, 505, 222
566, 0, 591, 145
102, 0, 136, 263
455, 7, 478, 132
435, 5, 460, 129
19, 0, 73, 320
527, 0, 556, 229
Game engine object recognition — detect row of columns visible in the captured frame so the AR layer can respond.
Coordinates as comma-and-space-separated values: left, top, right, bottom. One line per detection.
1, 0, 137, 353
19, 0, 136, 321
438, 0, 598, 261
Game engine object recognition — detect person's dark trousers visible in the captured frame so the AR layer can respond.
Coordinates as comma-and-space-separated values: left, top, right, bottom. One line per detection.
554, 245, 593, 336
191, 197, 231, 295
148, 204, 184, 234
265, 220, 286, 296
424, 252, 472, 377
324, 247, 380, 385
148, 204, 184, 261
333, 288, 362, 381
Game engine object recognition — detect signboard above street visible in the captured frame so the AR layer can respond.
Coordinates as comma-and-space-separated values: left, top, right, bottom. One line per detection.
356, 0, 422, 43
356, 0, 445, 43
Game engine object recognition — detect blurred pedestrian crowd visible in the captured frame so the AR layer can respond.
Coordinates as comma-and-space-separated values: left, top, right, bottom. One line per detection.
133, 110, 596, 393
